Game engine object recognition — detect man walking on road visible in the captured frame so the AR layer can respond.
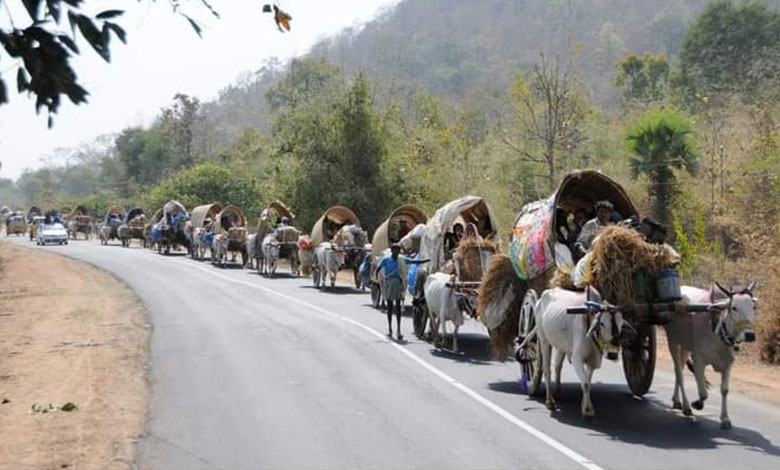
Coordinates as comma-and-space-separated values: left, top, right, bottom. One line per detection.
377, 244, 404, 340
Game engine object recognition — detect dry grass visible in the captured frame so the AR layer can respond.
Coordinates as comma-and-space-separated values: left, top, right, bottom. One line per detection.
589, 226, 677, 306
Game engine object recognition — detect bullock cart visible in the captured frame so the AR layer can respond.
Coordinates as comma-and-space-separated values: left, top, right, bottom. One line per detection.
190, 203, 223, 259
255, 201, 301, 276
309, 206, 366, 289
119, 208, 146, 247
67, 205, 93, 240
99, 205, 125, 245
212, 205, 248, 267
153, 201, 190, 255
368, 205, 427, 309
143, 209, 162, 249
6, 212, 26, 236
481, 170, 684, 398
412, 196, 499, 340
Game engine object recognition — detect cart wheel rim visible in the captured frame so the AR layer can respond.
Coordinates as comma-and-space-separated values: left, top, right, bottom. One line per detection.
622, 324, 656, 397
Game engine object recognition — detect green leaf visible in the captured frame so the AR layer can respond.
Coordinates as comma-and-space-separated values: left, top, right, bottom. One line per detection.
16, 68, 29, 92
96, 10, 123, 20
183, 14, 202, 37
46, 0, 61, 23
58, 34, 79, 53
75, 15, 110, 62
104, 22, 126, 44
22, 0, 42, 20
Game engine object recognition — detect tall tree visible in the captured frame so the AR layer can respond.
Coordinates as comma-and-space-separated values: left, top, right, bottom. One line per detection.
504, 54, 587, 191
616, 54, 669, 103
160, 93, 202, 168
626, 107, 699, 227
674, 0, 780, 102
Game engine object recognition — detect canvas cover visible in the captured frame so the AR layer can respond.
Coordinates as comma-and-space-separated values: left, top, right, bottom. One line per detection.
371, 204, 427, 258
418, 195, 498, 274
190, 203, 222, 228
123, 207, 145, 225
214, 205, 246, 234
509, 170, 639, 282
310, 206, 360, 246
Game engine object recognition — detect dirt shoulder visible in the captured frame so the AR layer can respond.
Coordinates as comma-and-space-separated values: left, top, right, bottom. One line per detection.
0, 242, 148, 469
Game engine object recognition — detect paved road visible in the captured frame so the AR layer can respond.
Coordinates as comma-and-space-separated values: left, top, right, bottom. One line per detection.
10, 237, 780, 469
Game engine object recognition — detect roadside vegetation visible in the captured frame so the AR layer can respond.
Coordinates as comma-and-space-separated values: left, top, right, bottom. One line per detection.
3, 0, 779, 363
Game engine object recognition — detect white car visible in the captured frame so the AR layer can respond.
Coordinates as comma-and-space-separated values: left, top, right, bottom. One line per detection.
37, 223, 69, 245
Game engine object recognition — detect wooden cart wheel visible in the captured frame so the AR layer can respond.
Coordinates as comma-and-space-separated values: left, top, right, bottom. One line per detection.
518, 289, 542, 396
622, 323, 656, 397
412, 301, 428, 339
370, 282, 382, 309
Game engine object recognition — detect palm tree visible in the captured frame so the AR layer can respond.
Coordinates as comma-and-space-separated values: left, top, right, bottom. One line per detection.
626, 107, 698, 227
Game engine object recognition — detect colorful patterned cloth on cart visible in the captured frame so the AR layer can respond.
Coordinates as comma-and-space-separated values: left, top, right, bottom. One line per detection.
509, 198, 554, 281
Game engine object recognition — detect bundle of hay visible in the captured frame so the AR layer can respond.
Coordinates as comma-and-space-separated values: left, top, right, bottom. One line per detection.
587, 225, 678, 306
456, 239, 498, 282
276, 225, 300, 243
476, 254, 526, 359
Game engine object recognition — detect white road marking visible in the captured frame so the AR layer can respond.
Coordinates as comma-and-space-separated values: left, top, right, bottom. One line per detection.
172, 258, 605, 470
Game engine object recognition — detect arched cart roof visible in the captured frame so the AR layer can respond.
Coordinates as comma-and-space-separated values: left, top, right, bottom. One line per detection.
190, 203, 223, 228
163, 200, 187, 218
149, 208, 163, 225
419, 196, 498, 273
123, 208, 145, 225
27, 206, 42, 220
214, 205, 247, 233
510, 170, 638, 281
104, 205, 125, 222
371, 205, 427, 258
264, 201, 295, 221
68, 205, 89, 219
310, 206, 360, 246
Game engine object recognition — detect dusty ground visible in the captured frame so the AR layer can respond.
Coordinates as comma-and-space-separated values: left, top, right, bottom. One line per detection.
0, 242, 148, 469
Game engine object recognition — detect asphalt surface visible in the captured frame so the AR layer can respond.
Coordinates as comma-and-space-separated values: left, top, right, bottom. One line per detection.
9, 236, 780, 469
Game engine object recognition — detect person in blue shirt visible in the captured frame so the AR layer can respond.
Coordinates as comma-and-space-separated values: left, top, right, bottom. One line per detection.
376, 244, 405, 340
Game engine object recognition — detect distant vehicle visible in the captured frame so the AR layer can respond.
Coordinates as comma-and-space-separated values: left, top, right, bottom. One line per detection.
36, 223, 69, 246
5, 213, 26, 236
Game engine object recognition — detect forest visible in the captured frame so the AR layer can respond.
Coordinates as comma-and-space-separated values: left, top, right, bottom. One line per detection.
2, 0, 779, 362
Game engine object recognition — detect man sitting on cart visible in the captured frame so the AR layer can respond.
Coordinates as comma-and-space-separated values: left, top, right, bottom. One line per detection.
575, 200, 616, 258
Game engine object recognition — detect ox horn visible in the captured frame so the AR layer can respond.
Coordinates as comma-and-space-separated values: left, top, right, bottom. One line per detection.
715, 281, 733, 297
745, 281, 757, 294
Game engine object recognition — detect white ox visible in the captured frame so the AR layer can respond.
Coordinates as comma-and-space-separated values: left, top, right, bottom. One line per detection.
245, 233, 258, 270
211, 233, 228, 267
313, 242, 345, 289
260, 233, 281, 276
664, 283, 757, 429
533, 287, 628, 419
423, 271, 464, 353
190, 227, 210, 260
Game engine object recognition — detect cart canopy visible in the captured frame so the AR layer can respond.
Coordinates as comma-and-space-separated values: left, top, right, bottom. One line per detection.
190, 203, 222, 228
310, 206, 360, 246
214, 205, 247, 233
371, 205, 427, 258
123, 208, 145, 225
419, 196, 498, 273
262, 201, 295, 223
509, 170, 638, 281
104, 205, 125, 223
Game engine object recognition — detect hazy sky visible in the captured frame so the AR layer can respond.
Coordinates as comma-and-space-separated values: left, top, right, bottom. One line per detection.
0, 0, 400, 180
